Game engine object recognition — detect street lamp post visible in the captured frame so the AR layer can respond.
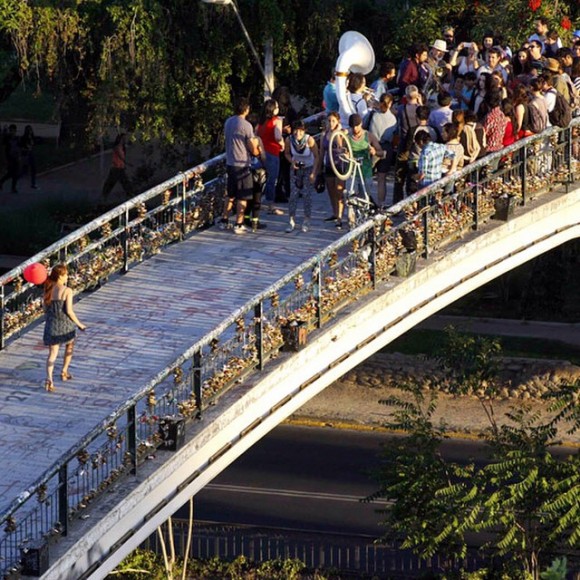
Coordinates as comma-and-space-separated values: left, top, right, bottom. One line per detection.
201, 0, 274, 97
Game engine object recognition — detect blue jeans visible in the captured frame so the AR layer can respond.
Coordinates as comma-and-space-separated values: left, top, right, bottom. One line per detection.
264, 152, 280, 203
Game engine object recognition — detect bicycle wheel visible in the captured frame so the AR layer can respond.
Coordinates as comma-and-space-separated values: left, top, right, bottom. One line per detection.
328, 130, 355, 181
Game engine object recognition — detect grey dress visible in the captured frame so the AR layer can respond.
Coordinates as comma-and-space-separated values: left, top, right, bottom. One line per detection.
43, 299, 76, 345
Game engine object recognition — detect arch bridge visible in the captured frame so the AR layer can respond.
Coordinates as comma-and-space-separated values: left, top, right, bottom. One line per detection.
0, 116, 578, 578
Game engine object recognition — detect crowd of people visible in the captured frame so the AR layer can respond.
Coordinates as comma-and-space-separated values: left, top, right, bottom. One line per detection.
0, 123, 38, 193
222, 18, 579, 234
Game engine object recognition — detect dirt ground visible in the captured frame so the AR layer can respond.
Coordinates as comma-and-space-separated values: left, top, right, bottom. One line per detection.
291, 352, 580, 446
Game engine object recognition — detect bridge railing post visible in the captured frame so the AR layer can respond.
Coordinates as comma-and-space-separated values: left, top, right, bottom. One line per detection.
181, 175, 188, 238
0, 284, 5, 350
58, 464, 68, 537
193, 350, 202, 418
315, 259, 323, 329
521, 144, 528, 206
566, 127, 573, 191
122, 206, 130, 274
472, 169, 480, 231
370, 224, 377, 290
254, 302, 264, 371
127, 405, 137, 475
422, 211, 429, 259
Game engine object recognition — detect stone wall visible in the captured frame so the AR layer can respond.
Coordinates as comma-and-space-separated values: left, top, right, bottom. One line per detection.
342, 352, 580, 400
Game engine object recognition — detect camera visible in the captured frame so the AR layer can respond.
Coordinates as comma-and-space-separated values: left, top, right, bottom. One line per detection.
294, 163, 305, 189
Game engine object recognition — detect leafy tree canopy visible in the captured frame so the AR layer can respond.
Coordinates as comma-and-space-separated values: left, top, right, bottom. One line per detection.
0, 0, 578, 151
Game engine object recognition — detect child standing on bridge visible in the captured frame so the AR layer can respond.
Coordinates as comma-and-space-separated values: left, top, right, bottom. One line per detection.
284, 120, 318, 233
43, 264, 87, 392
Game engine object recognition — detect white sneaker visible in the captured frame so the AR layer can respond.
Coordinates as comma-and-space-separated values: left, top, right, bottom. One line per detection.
286, 219, 295, 233
233, 224, 247, 234
301, 220, 310, 233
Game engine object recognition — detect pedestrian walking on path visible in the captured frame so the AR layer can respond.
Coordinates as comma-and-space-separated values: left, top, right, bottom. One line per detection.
43, 264, 87, 392
102, 133, 133, 199
20, 124, 38, 189
0, 124, 21, 194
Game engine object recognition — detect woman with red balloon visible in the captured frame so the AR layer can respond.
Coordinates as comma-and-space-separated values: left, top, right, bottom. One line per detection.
42, 264, 87, 392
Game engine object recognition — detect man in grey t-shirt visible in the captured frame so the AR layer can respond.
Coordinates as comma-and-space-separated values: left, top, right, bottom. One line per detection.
221, 97, 259, 233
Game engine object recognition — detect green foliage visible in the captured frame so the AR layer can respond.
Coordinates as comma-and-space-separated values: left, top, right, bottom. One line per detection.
436, 326, 502, 397
1, 0, 577, 154
369, 383, 474, 564
111, 554, 320, 579
540, 557, 568, 580
0, 0, 350, 151
371, 329, 580, 577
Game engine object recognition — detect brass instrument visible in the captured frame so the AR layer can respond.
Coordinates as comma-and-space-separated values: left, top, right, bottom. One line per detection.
423, 60, 448, 106
362, 87, 379, 108
335, 31, 375, 127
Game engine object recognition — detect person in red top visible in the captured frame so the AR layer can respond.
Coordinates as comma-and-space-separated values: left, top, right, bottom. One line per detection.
257, 99, 285, 215
501, 99, 518, 147
102, 133, 133, 199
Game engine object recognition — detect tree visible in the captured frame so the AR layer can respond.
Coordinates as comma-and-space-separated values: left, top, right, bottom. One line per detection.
381, 0, 575, 62
0, 0, 350, 151
367, 327, 580, 579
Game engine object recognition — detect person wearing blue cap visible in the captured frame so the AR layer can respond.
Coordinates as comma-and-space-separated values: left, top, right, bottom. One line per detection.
573, 30, 580, 40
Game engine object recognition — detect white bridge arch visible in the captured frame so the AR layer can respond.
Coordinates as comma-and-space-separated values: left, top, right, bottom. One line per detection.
45, 187, 580, 580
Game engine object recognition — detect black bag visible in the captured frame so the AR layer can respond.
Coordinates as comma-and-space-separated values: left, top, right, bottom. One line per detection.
362, 109, 375, 131
314, 173, 326, 193
548, 89, 572, 128
251, 167, 266, 191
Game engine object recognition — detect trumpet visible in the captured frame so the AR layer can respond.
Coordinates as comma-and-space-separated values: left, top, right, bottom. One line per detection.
362, 86, 379, 107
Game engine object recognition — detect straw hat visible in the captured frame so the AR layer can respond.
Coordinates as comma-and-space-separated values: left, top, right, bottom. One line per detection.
431, 39, 448, 53
546, 58, 560, 73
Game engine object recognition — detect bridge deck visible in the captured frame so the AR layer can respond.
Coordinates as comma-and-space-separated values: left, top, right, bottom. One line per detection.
0, 197, 339, 514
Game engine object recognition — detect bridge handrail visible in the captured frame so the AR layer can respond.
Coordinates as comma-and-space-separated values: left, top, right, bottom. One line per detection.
0, 114, 578, 574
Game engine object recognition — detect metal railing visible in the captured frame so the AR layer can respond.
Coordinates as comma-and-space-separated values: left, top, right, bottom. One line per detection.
0, 116, 578, 576
143, 521, 487, 577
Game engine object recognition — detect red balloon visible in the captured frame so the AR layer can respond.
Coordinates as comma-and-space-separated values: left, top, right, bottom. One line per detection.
23, 263, 48, 285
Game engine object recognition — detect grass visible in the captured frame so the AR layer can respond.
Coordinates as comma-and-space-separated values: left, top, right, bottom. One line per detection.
382, 328, 580, 365
0, 84, 58, 123
0, 199, 96, 257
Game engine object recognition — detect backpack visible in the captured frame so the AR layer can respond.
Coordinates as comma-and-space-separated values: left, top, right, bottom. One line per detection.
362, 109, 375, 131
548, 89, 572, 128
528, 99, 547, 134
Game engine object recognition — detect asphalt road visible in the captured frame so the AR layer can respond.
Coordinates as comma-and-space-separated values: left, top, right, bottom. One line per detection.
182, 424, 492, 537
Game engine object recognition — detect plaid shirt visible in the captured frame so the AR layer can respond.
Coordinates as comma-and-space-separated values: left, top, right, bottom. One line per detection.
418, 142, 455, 187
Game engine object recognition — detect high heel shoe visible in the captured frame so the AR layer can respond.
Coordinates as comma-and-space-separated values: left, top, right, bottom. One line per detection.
44, 379, 55, 392
61, 371, 73, 381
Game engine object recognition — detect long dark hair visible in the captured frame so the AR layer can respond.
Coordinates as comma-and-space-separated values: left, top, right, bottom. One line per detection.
259, 99, 278, 125
44, 264, 67, 306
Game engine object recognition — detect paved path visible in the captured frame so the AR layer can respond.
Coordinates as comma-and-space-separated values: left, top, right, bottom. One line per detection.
418, 315, 580, 348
